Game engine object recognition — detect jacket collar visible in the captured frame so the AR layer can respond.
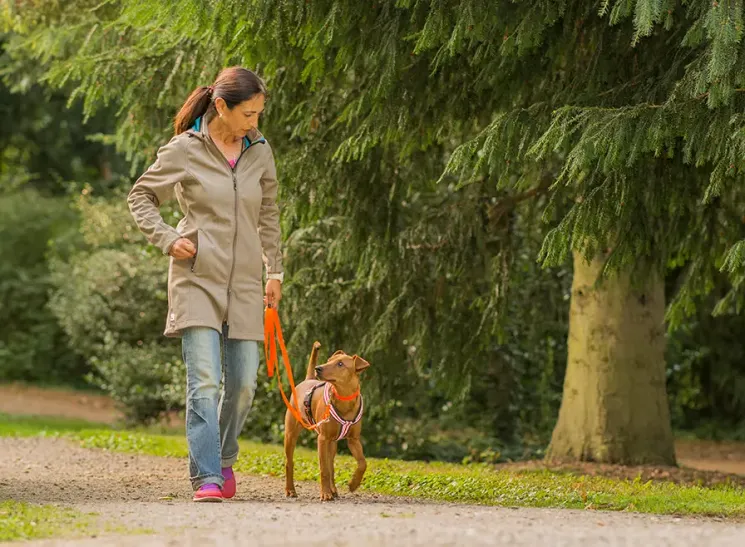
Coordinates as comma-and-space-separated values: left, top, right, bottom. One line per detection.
187, 115, 267, 149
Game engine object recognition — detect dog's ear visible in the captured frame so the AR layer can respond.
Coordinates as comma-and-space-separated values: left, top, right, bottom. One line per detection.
353, 355, 370, 373
330, 350, 345, 358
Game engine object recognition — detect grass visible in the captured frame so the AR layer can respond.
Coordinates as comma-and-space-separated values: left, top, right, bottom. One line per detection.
0, 500, 151, 542
0, 413, 111, 436
0, 500, 98, 542
2, 413, 745, 518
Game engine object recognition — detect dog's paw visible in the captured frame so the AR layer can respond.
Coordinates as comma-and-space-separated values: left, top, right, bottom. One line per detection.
348, 480, 361, 492
285, 488, 297, 498
320, 491, 335, 501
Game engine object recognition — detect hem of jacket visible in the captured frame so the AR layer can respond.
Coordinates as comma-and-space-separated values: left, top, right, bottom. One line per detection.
164, 320, 264, 341
225, 330, 265, 341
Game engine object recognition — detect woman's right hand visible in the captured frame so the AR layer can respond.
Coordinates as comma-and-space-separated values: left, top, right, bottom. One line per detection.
169, 238, 197, 259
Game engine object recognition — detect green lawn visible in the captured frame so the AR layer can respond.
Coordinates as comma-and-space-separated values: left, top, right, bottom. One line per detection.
0, 500, 97, 542
2, 413, 745, 518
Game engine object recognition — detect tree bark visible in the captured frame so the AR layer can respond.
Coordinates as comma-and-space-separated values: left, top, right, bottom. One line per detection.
546, 251, 676, 465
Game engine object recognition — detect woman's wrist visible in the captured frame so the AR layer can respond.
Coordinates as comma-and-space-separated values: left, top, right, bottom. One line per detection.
266, 272, 284, 283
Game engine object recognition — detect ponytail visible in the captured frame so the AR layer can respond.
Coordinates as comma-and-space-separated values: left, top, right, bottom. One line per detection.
173, 86, 213, 135
173, 68, 266, 135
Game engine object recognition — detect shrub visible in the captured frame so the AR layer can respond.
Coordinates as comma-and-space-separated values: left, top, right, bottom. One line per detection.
48, 191, 183, 422
0, 190, 87, 386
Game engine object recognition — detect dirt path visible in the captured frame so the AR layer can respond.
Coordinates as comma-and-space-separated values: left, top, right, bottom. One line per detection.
2, 436, 744, 546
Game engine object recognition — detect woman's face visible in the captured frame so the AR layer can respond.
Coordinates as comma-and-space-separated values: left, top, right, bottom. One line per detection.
216, 94, 265, 139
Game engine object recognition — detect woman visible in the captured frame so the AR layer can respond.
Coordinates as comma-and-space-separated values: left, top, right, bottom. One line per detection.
128, 67, 284, 502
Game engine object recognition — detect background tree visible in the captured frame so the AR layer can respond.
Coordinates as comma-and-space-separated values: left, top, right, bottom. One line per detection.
6, 1, 745, 464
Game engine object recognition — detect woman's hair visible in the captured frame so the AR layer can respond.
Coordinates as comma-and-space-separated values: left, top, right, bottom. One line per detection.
173, 66, 267, 135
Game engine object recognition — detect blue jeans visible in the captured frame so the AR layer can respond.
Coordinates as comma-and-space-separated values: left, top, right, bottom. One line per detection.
182, 324, 260, 490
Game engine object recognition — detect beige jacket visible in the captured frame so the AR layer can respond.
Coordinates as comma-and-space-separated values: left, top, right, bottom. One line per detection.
128, 115, 283, 340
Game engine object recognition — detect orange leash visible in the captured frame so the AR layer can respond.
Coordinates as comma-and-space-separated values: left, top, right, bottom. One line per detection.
264, 306, 329, 431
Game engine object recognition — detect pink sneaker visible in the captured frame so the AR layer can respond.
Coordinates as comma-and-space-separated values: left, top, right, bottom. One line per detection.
193, 483, 223, 502
222, 467, 236, 499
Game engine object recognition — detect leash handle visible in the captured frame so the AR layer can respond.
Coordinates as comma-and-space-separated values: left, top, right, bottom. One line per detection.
264, 307, 329, 431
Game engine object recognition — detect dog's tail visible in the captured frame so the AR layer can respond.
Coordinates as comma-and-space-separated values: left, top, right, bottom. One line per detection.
306, 341, 322, 380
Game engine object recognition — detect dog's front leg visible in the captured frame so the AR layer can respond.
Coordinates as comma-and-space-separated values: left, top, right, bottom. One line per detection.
317, 435, 335, 501
346, 436, 367, 492
330, 441, 339, 499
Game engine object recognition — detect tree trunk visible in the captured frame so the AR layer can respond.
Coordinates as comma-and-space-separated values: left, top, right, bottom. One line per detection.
546, 251, 676, 465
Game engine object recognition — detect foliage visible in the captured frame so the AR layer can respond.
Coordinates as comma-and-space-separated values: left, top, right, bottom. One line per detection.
667, 288, 745, 439
0, 190, 86, 385
1, 1, 574, 401
47, 192, 185, 423
5, 0, 742, 370
0, 30, 129, 388
0, 33, 126, 196
88, 341, 185, 424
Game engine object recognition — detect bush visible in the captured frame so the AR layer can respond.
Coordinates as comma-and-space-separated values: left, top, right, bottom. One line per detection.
89, 340, 184, 424
0, 190, 87, 386
49, 248, 168, 356
48, 191, 184, 422
666, 297, 745, 439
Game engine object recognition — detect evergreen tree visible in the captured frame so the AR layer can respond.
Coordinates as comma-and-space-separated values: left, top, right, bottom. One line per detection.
0, 33, 124, 195
8, 0, 745, 463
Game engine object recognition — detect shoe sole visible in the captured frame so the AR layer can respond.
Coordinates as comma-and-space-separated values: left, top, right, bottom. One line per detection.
193, 495, 223, 503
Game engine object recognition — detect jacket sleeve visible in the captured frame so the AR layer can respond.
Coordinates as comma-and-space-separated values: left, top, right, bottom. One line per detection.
127, 136, 185, 255
259, 144, 284, 282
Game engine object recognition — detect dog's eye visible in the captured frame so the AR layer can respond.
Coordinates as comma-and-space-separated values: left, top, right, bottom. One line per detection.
337, 361, 343, 367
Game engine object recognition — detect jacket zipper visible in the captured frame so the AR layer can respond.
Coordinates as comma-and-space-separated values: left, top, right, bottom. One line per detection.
223, 141, 252, 325
225, 170, 238, 323
196, 124, 254, 327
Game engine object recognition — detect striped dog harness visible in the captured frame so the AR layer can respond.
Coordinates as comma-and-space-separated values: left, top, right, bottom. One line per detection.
304, 382, 364, 440
324, 383, 364, 440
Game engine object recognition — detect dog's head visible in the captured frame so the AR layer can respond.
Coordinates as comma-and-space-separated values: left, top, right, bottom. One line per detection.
314, 350, 370, 387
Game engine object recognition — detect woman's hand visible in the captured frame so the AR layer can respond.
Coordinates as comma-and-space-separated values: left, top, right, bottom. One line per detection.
169, 238, 196, 259
265, 279, 282, 309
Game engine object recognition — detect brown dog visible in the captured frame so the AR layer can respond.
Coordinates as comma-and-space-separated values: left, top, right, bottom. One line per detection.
284, 341, 370, 501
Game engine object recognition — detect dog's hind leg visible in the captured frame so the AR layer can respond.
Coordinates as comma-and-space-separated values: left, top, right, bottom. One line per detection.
284, 409, 302, 497
346, 436, 367, 492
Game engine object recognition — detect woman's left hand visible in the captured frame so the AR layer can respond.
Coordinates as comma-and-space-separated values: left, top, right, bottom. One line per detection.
265, 279, 282, 310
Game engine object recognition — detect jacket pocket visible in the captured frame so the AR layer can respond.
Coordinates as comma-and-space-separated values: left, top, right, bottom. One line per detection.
191, 230, 209, 276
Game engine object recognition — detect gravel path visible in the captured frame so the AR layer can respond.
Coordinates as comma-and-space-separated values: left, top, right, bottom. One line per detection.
2, 437, 744, 546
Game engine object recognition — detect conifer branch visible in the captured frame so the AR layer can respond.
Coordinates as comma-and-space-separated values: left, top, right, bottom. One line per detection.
488, 177, 553, 221
406, 240, 449, 251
